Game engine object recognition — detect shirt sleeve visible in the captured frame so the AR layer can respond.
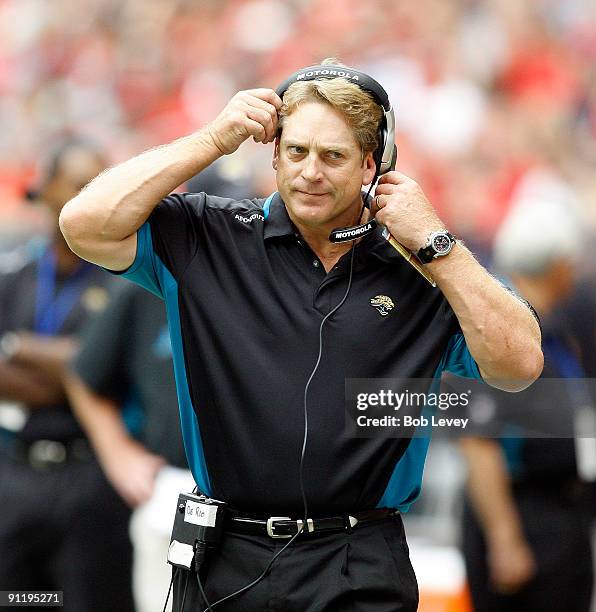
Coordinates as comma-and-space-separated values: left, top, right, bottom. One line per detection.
442, 332, 482, 379
437, 298, 482, 379
110, 192, 207, 298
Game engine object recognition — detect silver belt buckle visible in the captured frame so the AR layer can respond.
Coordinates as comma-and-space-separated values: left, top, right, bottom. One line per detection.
266, 516, 292, 538
266, 516, 315, 538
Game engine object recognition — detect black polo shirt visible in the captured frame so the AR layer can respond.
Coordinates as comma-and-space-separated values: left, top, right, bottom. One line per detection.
115, 192, 480, 515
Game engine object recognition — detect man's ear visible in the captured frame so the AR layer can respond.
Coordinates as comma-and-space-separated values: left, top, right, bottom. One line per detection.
361, 152, 376, 186
272, 136, 280, 170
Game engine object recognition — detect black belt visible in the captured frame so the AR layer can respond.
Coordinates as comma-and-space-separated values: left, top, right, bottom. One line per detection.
226, 507, 398, 539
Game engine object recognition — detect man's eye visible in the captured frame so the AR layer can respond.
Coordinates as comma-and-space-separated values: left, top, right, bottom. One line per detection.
288, 146, 305, 155
327, 151, 343, 160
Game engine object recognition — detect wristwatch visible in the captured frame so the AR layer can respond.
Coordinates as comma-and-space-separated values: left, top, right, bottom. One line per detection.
417, 230, 456, 264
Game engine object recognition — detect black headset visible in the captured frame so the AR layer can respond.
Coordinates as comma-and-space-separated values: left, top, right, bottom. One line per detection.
275, 64, 397, 176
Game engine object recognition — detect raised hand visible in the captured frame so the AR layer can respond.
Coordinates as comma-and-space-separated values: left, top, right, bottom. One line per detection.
207, 88, 282, 155
372, 171, 445, 252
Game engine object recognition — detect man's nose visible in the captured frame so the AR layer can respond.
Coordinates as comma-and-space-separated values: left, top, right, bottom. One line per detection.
301, 153, 323, 182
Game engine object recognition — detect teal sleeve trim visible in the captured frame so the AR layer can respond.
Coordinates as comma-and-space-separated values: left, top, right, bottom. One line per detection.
262, 193, 275, 219
442, 332, 482, 379
376, 332, 481, 512
115, 224, 211, 495
116, 222, 164, 299
155, 252, 212, 496
376, 437, 432, 513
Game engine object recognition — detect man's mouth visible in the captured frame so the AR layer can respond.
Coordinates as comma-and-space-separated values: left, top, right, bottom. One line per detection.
296, 190, 327, 197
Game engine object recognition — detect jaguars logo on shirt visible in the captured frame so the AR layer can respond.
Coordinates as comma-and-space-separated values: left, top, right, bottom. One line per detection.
370, 295, 395, 317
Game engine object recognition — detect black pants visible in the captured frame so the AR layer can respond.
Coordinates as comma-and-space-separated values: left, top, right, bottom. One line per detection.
172, 514, 418, 611
0, 454, 134, 612
462, 489, 594, 612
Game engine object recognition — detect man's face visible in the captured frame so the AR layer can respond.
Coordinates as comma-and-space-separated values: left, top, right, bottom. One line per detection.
274, 102, 376, 231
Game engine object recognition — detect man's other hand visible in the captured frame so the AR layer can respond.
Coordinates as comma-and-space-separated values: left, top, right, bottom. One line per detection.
373, 171, 445, 252
207, 89, 282, 155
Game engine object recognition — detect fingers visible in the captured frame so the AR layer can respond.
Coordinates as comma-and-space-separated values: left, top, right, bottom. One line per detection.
242, 88, 283, 111
245, 118, 268, 143
374, 174, 416, 197
213, 88, 282, 153
377, 171, 413, 186
373, 183, 397, 197
237, 91, 280, 143
245, 106, 277, 142
372, 194, 387, 215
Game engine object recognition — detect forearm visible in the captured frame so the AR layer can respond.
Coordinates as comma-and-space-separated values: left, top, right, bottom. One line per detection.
0, 361, 63, 406
459, 438, 525, 544
59, 128, 222, 269
65, 372, 132, 462
428, 243, 543, 390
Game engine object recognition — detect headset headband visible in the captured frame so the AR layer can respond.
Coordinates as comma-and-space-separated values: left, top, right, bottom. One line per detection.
275, 65, 391, 112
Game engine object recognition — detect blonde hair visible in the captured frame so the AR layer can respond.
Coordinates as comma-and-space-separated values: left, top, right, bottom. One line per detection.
278, 58, 383, 156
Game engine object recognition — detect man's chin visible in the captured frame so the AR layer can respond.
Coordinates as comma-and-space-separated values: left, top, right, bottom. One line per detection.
289, 196, 331, 220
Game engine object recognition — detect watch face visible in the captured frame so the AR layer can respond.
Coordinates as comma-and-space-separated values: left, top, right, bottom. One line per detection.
432, 233, 452, 255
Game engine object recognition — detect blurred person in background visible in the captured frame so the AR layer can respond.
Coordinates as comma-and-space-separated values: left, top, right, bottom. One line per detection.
459, 196, 594, 612
0, 139, 134, 612
65, 167, 255, 612
554, 273, 596, 380
58, 56, 542, 611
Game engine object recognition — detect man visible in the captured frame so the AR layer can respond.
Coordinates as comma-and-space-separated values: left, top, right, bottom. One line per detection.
460, 198, 594, 611
0, 139, 134, 612
59, 61, 542, 611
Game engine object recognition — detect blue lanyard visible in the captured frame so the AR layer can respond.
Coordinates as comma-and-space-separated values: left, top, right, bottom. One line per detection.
34, 249, 93, 336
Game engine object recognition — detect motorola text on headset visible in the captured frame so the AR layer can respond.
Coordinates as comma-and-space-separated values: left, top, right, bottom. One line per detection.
164, 63, 398, 612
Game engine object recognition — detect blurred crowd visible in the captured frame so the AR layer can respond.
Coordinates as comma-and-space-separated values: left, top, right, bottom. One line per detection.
1, 0, 596, 258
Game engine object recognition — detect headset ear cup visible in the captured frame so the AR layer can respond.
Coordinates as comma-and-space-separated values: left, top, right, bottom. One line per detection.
390, 144, 398, 172
374, 126, 386, 175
